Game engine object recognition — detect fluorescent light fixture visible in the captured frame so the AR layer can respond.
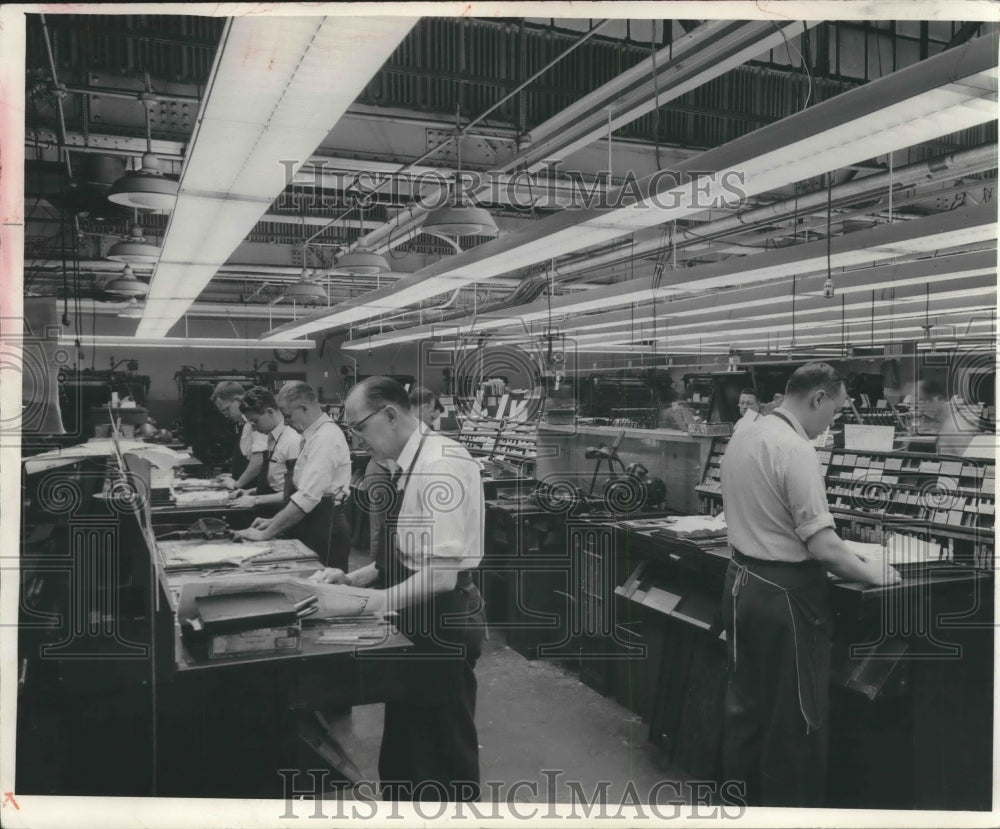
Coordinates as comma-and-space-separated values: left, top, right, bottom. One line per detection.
588, 304, 996, 349
265, 33, 998, 341
627, 318, 996, 351
340, 215, 997, 349
137, 15, 417, 337
564, 284, 996, 343
59, 335, 315, 350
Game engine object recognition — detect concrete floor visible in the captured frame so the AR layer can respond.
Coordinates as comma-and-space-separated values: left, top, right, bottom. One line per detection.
314, 549, 694, 803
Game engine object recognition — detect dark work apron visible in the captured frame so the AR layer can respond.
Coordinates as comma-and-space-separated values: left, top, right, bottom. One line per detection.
230, 421, 248, 478
286, 421, 350, 571
375, 433, 485, 650
726, 409, 833, 731
721, 409, 833, 806
375, 431, 485, 802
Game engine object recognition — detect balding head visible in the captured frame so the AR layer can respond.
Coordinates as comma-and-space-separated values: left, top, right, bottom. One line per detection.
781, 361, 847, 439
345, 376, 418, 460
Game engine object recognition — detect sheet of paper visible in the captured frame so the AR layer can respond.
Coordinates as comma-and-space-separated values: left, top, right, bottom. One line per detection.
172, 478, 222, 490
161, 542, 274, 568
172, 490, 232, 506
885, 534, 943, 565
844, 537, 942, 566
23, 438, 187, 474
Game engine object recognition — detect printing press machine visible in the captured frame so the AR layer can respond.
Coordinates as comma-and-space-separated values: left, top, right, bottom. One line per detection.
16, 448, 465, 798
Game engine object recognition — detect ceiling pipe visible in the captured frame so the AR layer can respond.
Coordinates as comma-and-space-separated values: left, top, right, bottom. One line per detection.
547, 143, 1000, 281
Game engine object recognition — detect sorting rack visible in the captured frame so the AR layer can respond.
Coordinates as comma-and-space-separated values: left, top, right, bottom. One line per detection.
457, 416, 503, 456
696, 437, 995, 567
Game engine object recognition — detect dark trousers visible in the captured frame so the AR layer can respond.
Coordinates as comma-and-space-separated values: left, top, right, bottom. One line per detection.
721, 553, 832, 808
378, 581, 485, 802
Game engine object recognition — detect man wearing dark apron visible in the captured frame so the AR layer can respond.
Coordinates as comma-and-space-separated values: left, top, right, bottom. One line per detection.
312, 376, 486, 802
236, 382, 351, 572
228, 387, 301, 513
720, 362, 900, 807
211, 380, 265, 490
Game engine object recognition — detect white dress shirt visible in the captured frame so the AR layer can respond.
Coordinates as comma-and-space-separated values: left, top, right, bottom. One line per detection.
732, 408, 761, 432
393, 425, 484, 574
263, 422, 300, 493
239, 417, 267, 457
721, 407, 835, 562
290, 414, 351, 514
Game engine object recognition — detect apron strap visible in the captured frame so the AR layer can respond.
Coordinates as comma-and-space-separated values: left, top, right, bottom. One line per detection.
771, 410, 797, 432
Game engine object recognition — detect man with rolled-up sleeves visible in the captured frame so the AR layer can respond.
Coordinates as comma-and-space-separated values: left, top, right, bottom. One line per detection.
720, 362, 900, 807
235, 381, 351, 572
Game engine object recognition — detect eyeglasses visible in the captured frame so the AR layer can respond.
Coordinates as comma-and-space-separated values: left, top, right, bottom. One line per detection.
347, 405, 387, 435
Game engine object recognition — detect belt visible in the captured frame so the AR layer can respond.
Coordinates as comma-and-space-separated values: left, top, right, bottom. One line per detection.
732, 547, 820, 569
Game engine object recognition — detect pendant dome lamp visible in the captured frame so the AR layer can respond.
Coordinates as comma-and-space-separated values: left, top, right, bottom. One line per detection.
104, 264, 150, 299
107, 86, 179, 211
107, 221, 160, 265
423, 123, 498, 238
284, 268, 329, 305
117, 297, 145, 319
335, 203, 391, 276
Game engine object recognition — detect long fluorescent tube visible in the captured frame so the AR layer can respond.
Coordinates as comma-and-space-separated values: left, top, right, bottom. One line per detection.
137, 15, 417, 337
606, 318, 996, 350
564, 284, 996, 342
265, 33, 999, 341
589, 301, 996, 348
527, 253, 997, 337
342, 211, 997, 349
59, 335, 315, 350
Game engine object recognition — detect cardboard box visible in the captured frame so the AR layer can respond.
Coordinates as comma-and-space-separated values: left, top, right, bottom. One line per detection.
208, 624, 302, 659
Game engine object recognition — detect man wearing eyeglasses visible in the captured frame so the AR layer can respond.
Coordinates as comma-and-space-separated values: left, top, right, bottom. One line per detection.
311, 376, 486, 802
234, 382, 351, 572
210, 381, 267, 490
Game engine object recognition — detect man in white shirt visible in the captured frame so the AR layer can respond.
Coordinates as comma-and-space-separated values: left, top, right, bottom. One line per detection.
731, 387, 761, 432
228, 386, 300, 510
236, 382, 351, 571
408, 385, 444, 430
720, 362, 900, 807
210, 381, 266, 489
312, 376, 486, 802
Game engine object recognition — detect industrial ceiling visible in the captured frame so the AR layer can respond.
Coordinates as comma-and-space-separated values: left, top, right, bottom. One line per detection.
22, 13, 999, 354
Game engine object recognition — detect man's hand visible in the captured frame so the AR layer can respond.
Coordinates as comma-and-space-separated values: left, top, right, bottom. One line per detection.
235, 526, 269, 541
215, 474, 237, 491
230, 495, 257, 509
235, 516, 272, 541
872, 563, 903, 586
229, 488, 247, 500
309, 567, 350, 585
